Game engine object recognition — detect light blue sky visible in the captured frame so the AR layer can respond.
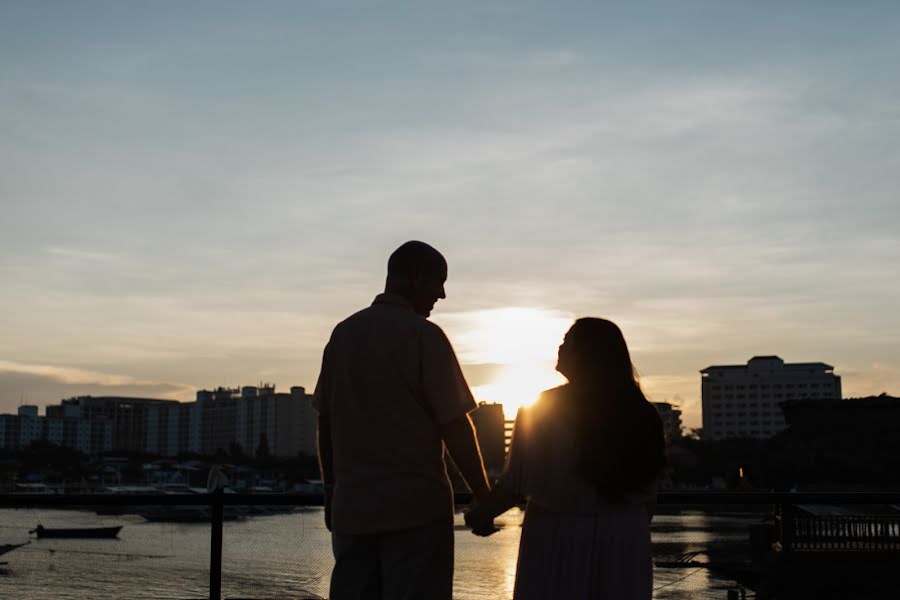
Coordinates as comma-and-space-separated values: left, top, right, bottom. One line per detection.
2, 1, 898, 427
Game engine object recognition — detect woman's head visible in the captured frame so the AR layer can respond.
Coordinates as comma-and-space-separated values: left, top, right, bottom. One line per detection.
559, 317, 666, 498
556, 318, 637, 393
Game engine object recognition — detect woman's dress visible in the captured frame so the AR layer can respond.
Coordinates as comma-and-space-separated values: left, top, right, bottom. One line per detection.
497, 385, 654, 600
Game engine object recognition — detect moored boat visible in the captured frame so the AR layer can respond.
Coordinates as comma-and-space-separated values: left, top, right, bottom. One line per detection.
0, 542, 28, 556
29, 524, 122, 539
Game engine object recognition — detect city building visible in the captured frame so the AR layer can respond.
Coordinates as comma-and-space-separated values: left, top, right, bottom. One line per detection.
0, 405, 112, 454
283, 386, 319, 458
234, 385, 318, 458
47, 396, 181, 452
0, 406, 43, 450
701, 356, 842, 441
1, 383, 319, 458
653, 402, 683, 441
470, 402, 506, 473
195, 387, 241, 455
146, 401, 198, 456
183, 384, 319, 458
504, 418, 515, 455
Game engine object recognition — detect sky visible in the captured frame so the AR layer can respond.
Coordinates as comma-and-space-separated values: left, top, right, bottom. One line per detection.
1, 1, 899, 428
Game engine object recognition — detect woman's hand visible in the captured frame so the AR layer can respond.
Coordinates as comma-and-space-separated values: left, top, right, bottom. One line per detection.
464, 502, 498, 537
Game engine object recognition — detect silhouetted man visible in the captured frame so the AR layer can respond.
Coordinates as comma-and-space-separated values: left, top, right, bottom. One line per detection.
313, 241, 490, 600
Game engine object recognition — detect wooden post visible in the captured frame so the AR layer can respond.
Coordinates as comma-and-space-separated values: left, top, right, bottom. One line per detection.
210, 493, 224, 600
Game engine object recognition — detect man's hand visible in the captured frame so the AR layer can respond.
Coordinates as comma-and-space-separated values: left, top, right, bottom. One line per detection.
464, 502, 498, 537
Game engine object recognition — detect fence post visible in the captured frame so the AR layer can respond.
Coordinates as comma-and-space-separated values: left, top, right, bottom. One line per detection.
781, 502, 794, 553
210, 492, 224, 600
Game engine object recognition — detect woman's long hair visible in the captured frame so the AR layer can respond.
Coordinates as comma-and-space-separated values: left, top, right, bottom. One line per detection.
566, 318, 666, 500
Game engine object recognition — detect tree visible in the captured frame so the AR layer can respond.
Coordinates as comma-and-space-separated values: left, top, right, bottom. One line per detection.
228, 440, 247, 460
20, 440, 88, 482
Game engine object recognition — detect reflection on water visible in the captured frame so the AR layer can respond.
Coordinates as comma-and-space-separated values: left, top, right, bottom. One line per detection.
0, 507, 752, 599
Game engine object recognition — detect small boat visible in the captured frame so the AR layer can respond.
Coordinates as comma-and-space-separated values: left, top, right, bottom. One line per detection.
29, 524, 122, 539
0, 542, 28, 557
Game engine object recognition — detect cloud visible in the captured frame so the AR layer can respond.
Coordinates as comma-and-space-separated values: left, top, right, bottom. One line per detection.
639, 373, 703, 428
460, 362, 507, 387
45, 246, 127, 264
529, 49, 581, 68
0, 360, 196, 410
1, 5, 898, 434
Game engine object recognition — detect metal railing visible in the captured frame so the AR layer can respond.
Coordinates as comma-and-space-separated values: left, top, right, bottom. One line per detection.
785, 513, 900, 552
3, 491, 900, 599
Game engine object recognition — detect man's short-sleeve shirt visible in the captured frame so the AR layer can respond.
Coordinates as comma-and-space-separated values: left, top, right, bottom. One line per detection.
313, 293, 477, 534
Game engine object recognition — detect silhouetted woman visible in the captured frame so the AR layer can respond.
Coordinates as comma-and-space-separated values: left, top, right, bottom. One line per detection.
466, 318, 666, 599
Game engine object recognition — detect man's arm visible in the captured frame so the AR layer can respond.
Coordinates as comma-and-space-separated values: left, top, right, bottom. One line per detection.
439, 414, 490, 503
317, 414, 334, 531
312, 336, 334, 530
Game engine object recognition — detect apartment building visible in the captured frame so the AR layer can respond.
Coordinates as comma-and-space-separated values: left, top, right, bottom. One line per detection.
701, 356, 841, 440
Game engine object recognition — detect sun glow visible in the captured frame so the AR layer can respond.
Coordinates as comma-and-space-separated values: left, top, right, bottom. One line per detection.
473, 364, 566, 417
443, 307, 572, 418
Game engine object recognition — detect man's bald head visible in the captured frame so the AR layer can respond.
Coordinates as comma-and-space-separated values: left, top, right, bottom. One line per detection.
385, 241, 447, 317
388, 241, 447, 280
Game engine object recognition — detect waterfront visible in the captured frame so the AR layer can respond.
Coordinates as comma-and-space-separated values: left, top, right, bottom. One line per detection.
0, 508, 752, 599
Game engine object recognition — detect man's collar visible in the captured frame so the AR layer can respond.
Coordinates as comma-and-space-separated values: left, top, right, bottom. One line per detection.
372, 292, 415, 311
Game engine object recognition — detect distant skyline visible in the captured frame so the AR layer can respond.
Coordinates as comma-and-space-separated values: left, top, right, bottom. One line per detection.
2, 2, 899, 428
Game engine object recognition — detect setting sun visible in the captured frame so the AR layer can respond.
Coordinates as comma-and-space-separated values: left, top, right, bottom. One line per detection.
444, 307, 572, 417
473, 365, 567, 417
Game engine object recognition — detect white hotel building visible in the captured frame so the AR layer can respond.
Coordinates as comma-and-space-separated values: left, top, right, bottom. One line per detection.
701, 356, 841, 440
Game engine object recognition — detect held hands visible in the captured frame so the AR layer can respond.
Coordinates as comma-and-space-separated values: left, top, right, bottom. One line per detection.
464, 502, 499, 537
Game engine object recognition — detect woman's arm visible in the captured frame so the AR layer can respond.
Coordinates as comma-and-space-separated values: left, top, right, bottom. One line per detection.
465, 407, 529, 535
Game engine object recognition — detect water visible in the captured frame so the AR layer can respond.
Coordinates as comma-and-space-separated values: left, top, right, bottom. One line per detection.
0, 507, 751, 599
